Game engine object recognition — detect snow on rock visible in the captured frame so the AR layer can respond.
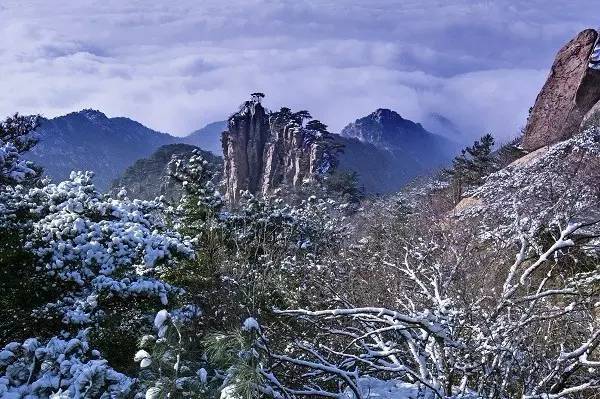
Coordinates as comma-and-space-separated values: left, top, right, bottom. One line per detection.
589, 35, 600, 70
457, 129, 600, 247
154, 309, 170, 329
242, 317, 259, 332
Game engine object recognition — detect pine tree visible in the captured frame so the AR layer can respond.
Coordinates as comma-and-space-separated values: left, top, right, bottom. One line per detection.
445, 133, 498, 204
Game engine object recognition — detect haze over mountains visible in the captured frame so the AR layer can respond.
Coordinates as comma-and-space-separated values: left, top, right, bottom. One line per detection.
27, 105, 461, 195
334, 109, 459, 193
341, 108, 457, 168
182, 121, 227, 155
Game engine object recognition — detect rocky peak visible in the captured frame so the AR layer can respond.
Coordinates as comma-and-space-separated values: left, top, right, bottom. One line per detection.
28, 110, 176, 191
341, 108, 427, 148
522, 29, 600, 151
340, 108, 456, 169
221, 96, 337, 204
222, 99, 270, 203
77, 109, 109, 124
372, 108, 404, 123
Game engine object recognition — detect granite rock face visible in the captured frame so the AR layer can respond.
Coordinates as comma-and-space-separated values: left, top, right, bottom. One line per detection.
222, 100, 270, 203
222, 99, 335, 204
522, 29, 600, 151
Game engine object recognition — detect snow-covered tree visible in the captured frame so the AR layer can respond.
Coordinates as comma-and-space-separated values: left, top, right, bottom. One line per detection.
0, 115, 194, 390
0, 114, 39, 186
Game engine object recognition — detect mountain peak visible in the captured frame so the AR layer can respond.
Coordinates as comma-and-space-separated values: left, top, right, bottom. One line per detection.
341, 108, 427, 147
67, 109, 109, 123
340, 108, 456, 169
28, 110, 177, 192
372, 108, 404, 122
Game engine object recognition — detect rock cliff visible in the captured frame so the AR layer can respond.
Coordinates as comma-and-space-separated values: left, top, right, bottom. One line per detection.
522, 29, 600, 151
222, 98, 337, 204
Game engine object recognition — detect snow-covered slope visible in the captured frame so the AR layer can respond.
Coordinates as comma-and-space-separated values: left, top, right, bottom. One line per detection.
457, 128, 600, 242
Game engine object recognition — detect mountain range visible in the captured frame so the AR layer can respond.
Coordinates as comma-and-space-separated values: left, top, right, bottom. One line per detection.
27, 107, 461, 195
26, 110, 225, 191
341, 108, 453, 160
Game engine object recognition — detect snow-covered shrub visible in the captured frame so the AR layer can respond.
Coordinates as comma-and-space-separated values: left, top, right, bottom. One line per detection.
259, 136, 600, 398
263, 215, 600, 398
0, 120, 194, 371
0, 330, 134, 398
0, 114, 49, 342
4, 171, 194, 329
132, 154, 348, 398
0, 114, 39, 186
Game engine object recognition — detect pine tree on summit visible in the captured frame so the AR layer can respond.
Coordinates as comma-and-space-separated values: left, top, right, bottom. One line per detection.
250, 92, 265, 103
446, 133, 498, 204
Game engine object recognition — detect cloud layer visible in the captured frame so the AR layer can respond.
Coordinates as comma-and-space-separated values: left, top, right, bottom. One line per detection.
0, 1, 597, 140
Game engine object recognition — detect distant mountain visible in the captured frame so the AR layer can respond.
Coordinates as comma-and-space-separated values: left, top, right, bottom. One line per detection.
340, 108, 458, 169
111, 143, 222, 201
26, 109, 178, 191
422, 113, 464, 140
334, 136, 421, 194
183, 121, 227, 155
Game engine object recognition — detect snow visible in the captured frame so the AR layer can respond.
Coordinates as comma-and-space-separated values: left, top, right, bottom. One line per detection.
134, 349, 151, 362
242, 317, 259, 332
1, 171, 193, 326
154, 309, 170, 329
0, 140, 36, 183
589, 36, 600, 70
0, 331, 133, 398
198, 368, 208, 384
456, 129, 600, 247
344, 377, 480, 399
220, 385, 237, 399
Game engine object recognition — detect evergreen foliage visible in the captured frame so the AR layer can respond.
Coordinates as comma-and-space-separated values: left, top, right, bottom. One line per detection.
445, 133, 498, 203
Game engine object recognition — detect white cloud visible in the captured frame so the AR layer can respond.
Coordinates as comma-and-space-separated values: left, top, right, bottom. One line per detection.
0, 0, 596, 140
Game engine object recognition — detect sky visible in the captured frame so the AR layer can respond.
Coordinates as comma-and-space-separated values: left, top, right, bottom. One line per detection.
0, 1, 598, 141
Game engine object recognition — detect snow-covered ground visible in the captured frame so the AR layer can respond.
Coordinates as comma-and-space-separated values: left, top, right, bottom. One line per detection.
344, 377, 480, 399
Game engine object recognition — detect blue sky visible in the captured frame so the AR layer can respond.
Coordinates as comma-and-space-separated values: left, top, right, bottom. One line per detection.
0, 1, 597, 140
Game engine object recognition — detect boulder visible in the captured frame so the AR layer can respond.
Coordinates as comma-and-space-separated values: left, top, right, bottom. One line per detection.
522, 29, 600, 151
